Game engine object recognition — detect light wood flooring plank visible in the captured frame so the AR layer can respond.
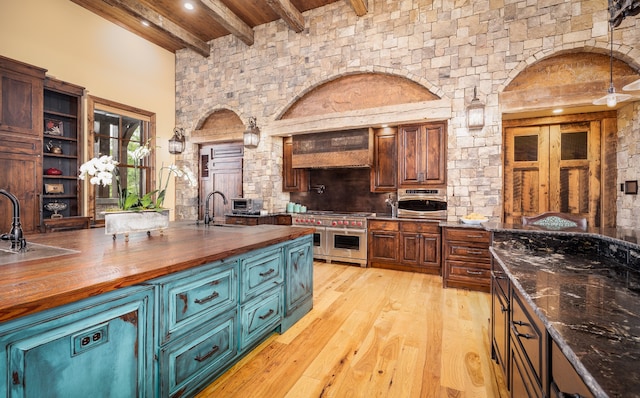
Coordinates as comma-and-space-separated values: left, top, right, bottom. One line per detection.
197, 262, 506, 398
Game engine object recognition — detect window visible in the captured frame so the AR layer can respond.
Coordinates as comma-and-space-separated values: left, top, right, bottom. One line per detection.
87, 96, 156, 221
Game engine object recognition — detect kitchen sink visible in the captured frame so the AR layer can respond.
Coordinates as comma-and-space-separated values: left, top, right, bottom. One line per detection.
0, 242, 79, 266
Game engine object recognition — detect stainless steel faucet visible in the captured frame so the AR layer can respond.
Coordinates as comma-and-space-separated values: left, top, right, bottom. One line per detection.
0, 189, 27, 251
204, 190, 228, 225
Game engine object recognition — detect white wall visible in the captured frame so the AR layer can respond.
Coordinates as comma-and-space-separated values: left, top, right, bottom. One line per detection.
0, 0, 178, 217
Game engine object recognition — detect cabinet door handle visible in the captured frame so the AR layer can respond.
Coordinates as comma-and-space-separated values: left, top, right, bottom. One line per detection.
194, 345, 220, 362
259, 309, 275, 320
511, 322, 534, 340
500, 305, 508, 313
259, 268, 275, 277
466, 270, 483, 275
194, 291, 219, 304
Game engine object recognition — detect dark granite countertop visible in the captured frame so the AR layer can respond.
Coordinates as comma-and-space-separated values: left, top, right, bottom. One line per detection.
490, 228, 640, 398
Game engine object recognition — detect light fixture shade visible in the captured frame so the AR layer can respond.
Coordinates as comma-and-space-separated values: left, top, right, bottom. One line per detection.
467, 87, 485, 129
168, 128, 185, 154
623, 78, 640, 91
243, 117, 260, 149
592, 86, 632, 107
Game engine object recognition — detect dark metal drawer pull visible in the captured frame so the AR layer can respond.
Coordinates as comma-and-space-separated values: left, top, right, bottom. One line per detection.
259, 268, 275, 277
194, 291, 219, 304
500, 305, 508, 313
195, 345, 220, 362
465, 270, 483, 275
466, 234, 485, 239
514, 329, 534, 340
513, 320, 528, 326
466, 249, 484, 255
259, 309, 275, 320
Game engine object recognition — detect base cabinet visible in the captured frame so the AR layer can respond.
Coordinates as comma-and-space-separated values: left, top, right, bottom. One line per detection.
0, 286, 155, 398
491, 253, 596, 398
0, 235, 314, 398
368, 219, 441, 274
443, 227, 491, 291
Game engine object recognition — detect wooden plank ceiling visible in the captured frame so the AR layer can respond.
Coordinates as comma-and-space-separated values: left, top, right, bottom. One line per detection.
70, 0, 368, 57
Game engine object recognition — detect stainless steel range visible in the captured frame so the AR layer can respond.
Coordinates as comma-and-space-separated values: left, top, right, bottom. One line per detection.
291, 211, 369, 267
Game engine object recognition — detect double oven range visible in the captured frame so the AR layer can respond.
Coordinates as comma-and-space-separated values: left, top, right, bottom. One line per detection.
291, 211, 369, 267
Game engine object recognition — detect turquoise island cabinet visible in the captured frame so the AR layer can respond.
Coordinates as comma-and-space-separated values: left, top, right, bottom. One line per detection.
0, 225, 314, 398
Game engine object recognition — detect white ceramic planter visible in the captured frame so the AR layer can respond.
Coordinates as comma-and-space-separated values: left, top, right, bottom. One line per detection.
104, 209, 170, 241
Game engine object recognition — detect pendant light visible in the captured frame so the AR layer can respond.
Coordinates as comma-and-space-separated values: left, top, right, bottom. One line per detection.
593, 4, 632, 107
623, 78, 640, 91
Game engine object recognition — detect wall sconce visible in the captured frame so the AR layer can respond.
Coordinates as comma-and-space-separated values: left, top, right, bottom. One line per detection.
168, 127, 185, 154
467, 86, 485, 129
243, 117, 260, 149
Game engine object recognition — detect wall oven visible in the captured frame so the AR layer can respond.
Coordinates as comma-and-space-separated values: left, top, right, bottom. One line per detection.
397, 188, 447, 219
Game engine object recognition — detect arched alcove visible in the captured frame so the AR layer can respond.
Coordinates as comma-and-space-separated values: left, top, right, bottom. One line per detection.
501, 52, 639, 115
280, 72, 440, 119
192, 109, 245, 143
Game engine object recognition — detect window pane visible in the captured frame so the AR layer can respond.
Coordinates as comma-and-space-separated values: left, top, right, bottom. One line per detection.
514, 135, 538, 162
561, 132, 587, 160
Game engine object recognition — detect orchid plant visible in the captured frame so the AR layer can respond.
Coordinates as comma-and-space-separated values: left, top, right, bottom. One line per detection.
79, 142, 196, 211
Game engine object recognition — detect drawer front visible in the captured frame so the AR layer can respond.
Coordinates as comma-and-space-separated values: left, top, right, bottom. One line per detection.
511, 290, 544, 387
368, 220, 399, 231
445, 242, 491, 262
239, 288, 282, 350
160, 313, 237, 398
160, 261, 238, 343
444, 228, 490, 243
241, 247, 284, 302
400, 221, 439, 234
446, 260, 491, 282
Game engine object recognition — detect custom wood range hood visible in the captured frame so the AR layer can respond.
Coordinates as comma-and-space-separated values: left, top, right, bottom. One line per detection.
291, 128, 373, 168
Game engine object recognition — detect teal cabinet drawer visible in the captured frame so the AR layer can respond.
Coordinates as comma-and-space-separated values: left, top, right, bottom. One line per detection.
241, 247, 284, 302
159, 313, 237, 398
156, 260, 238, 343
0, 286, 154, 398
239, 288, 282, 351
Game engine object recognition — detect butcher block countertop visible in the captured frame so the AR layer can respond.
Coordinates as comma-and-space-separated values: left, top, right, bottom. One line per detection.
0, 223, 315, 323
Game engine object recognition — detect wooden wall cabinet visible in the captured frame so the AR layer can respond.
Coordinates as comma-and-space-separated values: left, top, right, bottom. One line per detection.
398, 122, 446, 187
0, 56, 46, 234
370, 127, 397, 192
283, 136, 308, 192
442, 227, 491, 292
368, 219, 441, 274
41, 78, 85, 228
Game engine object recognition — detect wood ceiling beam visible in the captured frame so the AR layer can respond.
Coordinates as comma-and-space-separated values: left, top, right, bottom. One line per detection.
348, 0, 368, 16
200, 0, 254, 46
103, 0, 210, 57
266, 0, 305, 32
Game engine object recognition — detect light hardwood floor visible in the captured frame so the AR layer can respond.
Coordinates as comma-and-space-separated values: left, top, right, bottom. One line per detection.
197, 261, 508, 398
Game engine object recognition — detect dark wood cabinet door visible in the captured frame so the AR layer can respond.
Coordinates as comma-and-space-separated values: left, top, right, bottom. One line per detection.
399, 232, 420, 264
0, 58, 45, 137
0, 138, 42, 234
398, 122, 446, 187
370, 127, 397, 192
283, 137, 308, 192
368, 230, 399, 263
420, 233, 441, 270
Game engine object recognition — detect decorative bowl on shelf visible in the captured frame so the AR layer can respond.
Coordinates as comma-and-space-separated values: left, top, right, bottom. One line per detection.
45, 168, 63, 175
44, 201, 67, 218
460, 213, 488, 225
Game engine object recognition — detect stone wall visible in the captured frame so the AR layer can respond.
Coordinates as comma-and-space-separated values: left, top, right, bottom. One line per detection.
174, 0, 640, 224
616, 101, 640, 229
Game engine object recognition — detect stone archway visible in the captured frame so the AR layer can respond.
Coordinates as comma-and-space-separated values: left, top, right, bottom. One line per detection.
280, 72, 440, 120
